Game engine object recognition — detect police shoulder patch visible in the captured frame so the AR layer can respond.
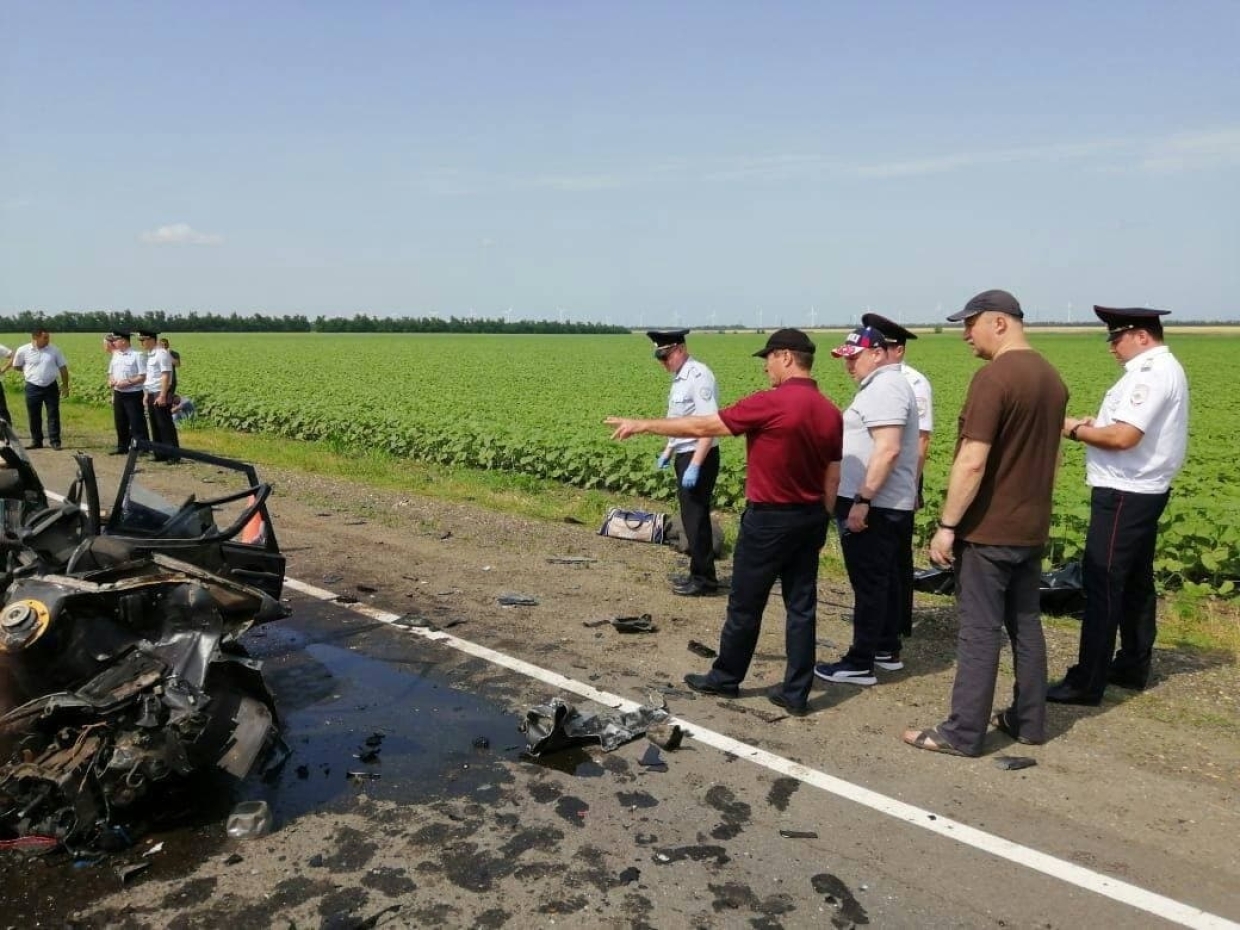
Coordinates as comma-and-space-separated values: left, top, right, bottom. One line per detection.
698, 386, 714, 401
1130, 383, 1150, 406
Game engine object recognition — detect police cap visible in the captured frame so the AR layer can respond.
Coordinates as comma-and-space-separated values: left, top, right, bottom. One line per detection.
136, 329, 159, 340
861, 312, 917, 345
1094, 306, 1169, 342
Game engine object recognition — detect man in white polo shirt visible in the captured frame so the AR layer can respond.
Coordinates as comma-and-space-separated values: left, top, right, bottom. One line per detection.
2, 327, 70, 449
1048, 306, 1189, 705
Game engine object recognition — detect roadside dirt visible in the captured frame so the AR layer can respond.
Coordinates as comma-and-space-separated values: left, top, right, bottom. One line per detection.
6, 441, 1240, 927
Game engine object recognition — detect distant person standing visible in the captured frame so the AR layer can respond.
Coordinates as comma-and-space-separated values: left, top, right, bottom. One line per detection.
0, 343, 12, 424
902, 290, 1068, 756
815, 324, 920, 687
862, 312, 934, 639
647, 328, 721, 597
1047, 307, 1189, 705
171, 395, 196, 424
106, 331, 149, 454
138, 330, 179, 463
607, 329, 843, 716
3, 327, 70, 450
159, 337, 181, 394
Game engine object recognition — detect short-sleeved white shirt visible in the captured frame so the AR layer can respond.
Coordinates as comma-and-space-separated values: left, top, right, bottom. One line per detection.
665, 357, 720, 455
12, 342, 67, 387
1085, 345, 1188, 494
901, 362, 933, 433
144, 347, 175, 394
109, 348, 145, 393
840, 364, 920, 510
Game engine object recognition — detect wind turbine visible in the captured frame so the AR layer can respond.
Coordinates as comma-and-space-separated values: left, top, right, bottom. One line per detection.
757, 307, 764, 331
808, 305, 817, 328
709, 309, 717, 328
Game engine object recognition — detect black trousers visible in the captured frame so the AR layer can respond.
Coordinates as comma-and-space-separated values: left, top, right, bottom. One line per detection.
939, 542, 1047, 756
0, 384, 11, 425
113, 390, 149, 451
836, 502, 912, 664
1065, 486, 1170, 695
24, 382, 60, 445
145, 394, 180, 460
710, 504, 829, 705
674, 446, 720, 586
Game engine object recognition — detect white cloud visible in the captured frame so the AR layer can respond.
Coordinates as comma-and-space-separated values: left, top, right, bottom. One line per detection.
138, 223, 224, 245
1134, 128, 1240, 174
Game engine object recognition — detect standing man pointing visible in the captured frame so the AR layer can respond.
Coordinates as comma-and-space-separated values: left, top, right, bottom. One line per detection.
647, 329, 722, 597
1048, 306, 1189, 705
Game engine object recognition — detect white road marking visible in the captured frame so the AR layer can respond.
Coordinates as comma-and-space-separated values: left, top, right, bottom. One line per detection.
284, 576, 1238, 930
41, 489, 1234, 928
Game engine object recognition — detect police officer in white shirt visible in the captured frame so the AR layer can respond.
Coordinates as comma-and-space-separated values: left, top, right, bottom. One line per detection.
1048, 306, 1189, 705
648, 329, 721, 596
3, 327, 70, 449
0, 343, 12, 424
137, 329, 180, 463
862, 313, 933, 641
106, 331, 150, 454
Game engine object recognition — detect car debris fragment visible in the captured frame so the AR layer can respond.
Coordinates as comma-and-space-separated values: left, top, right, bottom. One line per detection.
520, 696, 671, 757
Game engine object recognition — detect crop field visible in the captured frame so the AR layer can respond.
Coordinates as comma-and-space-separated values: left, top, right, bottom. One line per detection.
15, 328, 1239, 595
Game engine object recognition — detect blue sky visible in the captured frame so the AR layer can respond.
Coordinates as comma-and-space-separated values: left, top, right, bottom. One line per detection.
2, 1, 1237, 324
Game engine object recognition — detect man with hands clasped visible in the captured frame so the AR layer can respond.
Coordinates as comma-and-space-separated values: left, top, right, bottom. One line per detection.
648, 329, 721, 597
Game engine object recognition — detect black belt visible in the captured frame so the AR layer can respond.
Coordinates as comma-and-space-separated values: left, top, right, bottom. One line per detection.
747, 501, 823, 511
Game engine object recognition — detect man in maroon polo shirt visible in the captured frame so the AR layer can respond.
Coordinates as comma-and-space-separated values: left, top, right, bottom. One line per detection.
607, 328, 843, 716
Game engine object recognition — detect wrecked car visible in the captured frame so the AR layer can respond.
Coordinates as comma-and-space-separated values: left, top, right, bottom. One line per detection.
0, 431, 287, 855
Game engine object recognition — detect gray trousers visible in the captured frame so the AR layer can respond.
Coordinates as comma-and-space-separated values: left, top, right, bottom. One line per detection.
938, 543, 1047, 755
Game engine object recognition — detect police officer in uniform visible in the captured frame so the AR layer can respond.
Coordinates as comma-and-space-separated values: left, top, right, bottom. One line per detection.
138, 329, 180, 463
647, 329, 722, 596
1048, 306, 1189, 705
106, 331, 149, 454
862, 312, 933, 645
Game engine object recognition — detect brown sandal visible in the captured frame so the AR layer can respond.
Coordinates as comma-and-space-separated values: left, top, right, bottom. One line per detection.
901, 727, 966, 756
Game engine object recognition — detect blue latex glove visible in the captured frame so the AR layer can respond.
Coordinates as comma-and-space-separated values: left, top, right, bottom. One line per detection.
681, 462, 701, 489
656, 451, 672, 470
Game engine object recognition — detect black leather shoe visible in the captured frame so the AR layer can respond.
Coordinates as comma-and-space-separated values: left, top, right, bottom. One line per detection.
672, 579, 718, 597
28, 443, 43, 450
1107, 667, 1149, 691
766, 687, 809, 717
1046, 680, 1103, 706
50, 442, 62, 450
683, 673, 738, 698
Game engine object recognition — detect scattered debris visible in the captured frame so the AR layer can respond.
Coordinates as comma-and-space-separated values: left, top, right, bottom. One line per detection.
225, 800, 273, 839
224, 852, 244, 866
582, 617, 611, 628
117, 861, 151, 884
547, 556, 597, 565
638, 744, 668, 772
994, 755, 1038, 771
498, 593, 540, 607
323, 573, 344, 584
356, 583, 378, 593
617, 866, 641, 885
143, 842, 165, 857
520, 696, 671, 757
779, 829, 818, 839
472, 736, 491, 750
646, 723, 685, 750
347, 771, 381, 782
335, 594, 360, 604
611, 614, 656, 634
687, 640, 718, 658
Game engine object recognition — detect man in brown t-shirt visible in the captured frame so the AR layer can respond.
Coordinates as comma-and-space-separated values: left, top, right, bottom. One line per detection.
902, 289, 1068, 757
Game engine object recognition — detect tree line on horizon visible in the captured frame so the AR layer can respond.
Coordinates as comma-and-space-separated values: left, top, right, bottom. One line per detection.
0, 309, 630, 335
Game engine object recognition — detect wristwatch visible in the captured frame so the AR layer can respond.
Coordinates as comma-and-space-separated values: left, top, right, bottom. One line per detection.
853, 494, 872, 506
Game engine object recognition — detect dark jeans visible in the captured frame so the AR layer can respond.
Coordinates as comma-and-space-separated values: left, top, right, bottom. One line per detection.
674, 446, 720, 587
145, 393, 180, 460
938, 542, 1047, 756
24, 382, 61, 445
113, 390, 149, 451
836, 502, 912, 664
709, 503, 829, 705
1065, 486, 1170, 695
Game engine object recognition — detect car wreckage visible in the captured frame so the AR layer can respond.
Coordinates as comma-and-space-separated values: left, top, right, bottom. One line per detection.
0, 430, 287, 855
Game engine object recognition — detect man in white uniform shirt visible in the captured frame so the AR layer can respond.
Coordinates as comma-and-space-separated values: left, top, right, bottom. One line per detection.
647, 329, 722, 596
1048, 306, 1189, 705
863, 312, 933, 643
137, 329, 180, 463
0, 343, 12, 424
3, 327, 70, 449
106, 331, 150, 454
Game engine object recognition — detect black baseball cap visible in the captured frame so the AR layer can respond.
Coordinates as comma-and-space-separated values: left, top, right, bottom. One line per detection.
753, 328, 816, 358
947, 289, 1024, 322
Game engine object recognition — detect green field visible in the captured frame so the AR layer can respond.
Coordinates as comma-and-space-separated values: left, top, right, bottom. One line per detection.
8, 329, 1237, 594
